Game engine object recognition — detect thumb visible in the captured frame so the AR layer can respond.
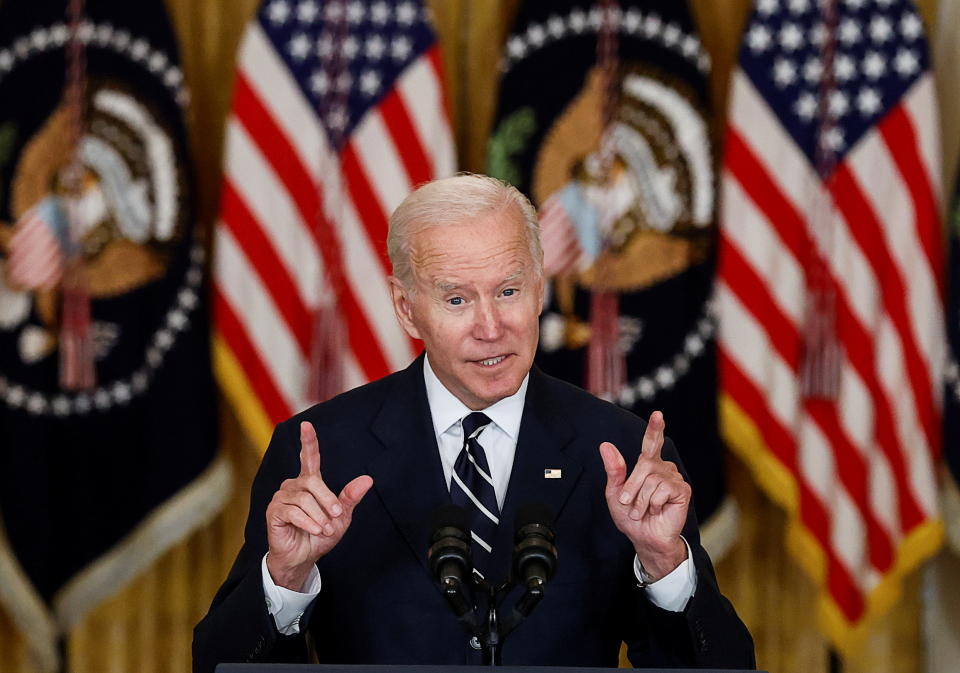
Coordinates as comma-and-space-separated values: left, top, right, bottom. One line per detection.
599, 442, 626, 500
340, 475, 374, 513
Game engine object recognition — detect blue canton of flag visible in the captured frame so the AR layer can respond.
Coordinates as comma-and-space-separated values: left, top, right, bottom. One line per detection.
259, 0, 436, 148
740, 0, 928, 165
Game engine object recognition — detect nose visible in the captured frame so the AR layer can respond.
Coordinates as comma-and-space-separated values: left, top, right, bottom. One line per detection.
472, 298, 503, 341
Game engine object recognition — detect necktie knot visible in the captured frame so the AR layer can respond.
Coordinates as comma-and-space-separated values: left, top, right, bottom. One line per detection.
461, 412, 491, 442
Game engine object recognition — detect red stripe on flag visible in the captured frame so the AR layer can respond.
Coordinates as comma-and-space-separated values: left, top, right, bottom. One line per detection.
343, 293, 393, 381
380, 88, 433, 186
829, 166, 940, 454
340, 144, 393, 276
718, 347, 798, 473
828, 552, 866, 622
804, 399, 895, 573
214, 286, 292, 425
725, 126, 930, 533
232, 72, 394, 380
721, 239, 894, 571
717, 237, 802, 371
220, 181, 313, 358
233, 73, 321, 227
724, 126, 814, 264
719, 349, 865, 621
830, 279, 928, 532
878, 106, 944, 296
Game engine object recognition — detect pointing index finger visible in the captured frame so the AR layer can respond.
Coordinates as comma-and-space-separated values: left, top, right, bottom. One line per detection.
641, 411, 665, 461
299, 421, 321, 477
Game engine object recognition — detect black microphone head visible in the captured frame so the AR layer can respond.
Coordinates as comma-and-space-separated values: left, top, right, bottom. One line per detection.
513, 503, 558, 584
428, 504, 473, 589
514, 503, 555, 540
515, 503, 554, 528
430, 504, 470, 541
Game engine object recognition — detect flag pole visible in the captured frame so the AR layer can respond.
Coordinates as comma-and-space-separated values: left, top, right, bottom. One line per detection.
586, 0, 625, 402
59, 0, 96, 391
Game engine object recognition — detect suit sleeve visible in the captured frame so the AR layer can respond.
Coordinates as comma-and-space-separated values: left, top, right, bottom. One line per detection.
192, 420, 313, 673
623, 437, 756, 670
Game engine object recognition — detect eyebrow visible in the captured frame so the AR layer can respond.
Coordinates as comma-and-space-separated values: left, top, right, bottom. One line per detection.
433, 268, 526, 293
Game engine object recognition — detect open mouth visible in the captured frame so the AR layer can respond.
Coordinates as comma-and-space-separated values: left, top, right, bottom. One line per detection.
475, 355, 508, 367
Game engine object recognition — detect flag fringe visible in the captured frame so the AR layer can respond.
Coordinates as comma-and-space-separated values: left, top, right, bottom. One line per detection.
0, 456, 232, 672
212, 331, 274, 453
720, 392, 944, 658
53, 455, 233, 630
0, 520, 59, 673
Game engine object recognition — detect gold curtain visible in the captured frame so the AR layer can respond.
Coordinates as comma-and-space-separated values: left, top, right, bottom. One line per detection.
0, 0, 952, 671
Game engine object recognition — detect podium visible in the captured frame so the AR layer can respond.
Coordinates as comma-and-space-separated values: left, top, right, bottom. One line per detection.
216, 665, 763, 673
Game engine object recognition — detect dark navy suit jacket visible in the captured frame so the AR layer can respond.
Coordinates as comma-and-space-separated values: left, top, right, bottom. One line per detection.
193, 356, 754, 672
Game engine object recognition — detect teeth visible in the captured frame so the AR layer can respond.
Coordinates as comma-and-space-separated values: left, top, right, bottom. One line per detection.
479, 356, 505, 366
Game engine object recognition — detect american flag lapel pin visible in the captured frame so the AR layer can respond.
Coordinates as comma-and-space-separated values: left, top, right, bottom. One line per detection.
544, 468, 562, 479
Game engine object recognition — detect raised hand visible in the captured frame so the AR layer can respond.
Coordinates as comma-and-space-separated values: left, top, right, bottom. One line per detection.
599, 411, 691, 581
265, 422, 373, 590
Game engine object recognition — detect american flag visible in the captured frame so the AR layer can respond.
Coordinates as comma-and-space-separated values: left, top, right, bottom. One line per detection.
7, 196, 67, 291
717, 0, 943, 652
213, 0, 455, 449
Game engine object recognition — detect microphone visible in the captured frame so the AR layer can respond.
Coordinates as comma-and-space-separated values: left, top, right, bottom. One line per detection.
512, 503, 557, 617
428, 504, 473, 618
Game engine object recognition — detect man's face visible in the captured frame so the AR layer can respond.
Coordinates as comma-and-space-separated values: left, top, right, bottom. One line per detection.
389, 207, 544, 410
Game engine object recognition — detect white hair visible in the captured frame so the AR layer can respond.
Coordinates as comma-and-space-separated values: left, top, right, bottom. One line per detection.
387, 173, 542, 288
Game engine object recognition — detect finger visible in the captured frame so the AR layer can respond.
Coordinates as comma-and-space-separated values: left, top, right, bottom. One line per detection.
619, 452, 655, 506
340, 475, 374, 514
299, 422, 321, 477
630, 472, 664, 520
645, 476, 690, 517
641, 411, 665, 461
279, 489, 332, 530
300, 474, 344, 519
599, 442, 627, 499
648, 481, 674, 516
271, 502, 325, 536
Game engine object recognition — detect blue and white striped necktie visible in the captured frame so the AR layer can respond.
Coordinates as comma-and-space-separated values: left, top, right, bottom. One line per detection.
449, 412, 500, 572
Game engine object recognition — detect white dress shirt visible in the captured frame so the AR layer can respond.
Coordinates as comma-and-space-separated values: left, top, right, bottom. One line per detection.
262, 354, 697, 633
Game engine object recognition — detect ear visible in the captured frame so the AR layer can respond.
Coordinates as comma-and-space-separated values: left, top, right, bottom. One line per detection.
389, 276, 423, 340
535, 272, 545, 316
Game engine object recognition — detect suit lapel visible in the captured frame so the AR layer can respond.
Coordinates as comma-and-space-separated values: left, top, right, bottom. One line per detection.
368, 355, 449, 574
367, 362, 585, 584
486, 368, 583, 582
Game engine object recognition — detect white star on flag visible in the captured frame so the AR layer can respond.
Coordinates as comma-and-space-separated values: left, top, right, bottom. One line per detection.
870, 15, 893, 43
862, 51, 886, 79
773, 57, 797, 87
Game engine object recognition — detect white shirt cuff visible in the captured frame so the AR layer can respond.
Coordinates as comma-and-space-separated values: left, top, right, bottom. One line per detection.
633, 536, 697, 612
261, 554, 321, 635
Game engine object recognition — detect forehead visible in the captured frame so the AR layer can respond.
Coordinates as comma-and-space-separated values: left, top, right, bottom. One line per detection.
409, 209, 533, 283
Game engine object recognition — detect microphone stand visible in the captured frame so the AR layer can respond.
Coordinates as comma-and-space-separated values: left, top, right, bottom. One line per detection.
468, 572, 548, 666
481, 580, 501, 666
431, 504, 557, 666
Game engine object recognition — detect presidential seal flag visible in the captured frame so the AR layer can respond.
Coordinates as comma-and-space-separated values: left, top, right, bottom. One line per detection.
0, 1, 228, 670
488, 0, 735, 553
717, 0, 944, 653
947, 175, 960, 553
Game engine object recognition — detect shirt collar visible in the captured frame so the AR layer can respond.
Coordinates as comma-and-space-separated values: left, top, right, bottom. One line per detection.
423, 353, 528, 441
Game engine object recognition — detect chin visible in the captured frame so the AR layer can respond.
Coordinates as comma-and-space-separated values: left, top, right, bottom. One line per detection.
476, 377, 525, 407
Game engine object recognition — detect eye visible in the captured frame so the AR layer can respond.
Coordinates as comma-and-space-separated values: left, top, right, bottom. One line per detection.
448, 296, 464, 306
502, 288, 517, 297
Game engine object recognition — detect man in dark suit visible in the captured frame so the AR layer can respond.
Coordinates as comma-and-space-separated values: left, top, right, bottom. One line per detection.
193, 175, 754, 671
